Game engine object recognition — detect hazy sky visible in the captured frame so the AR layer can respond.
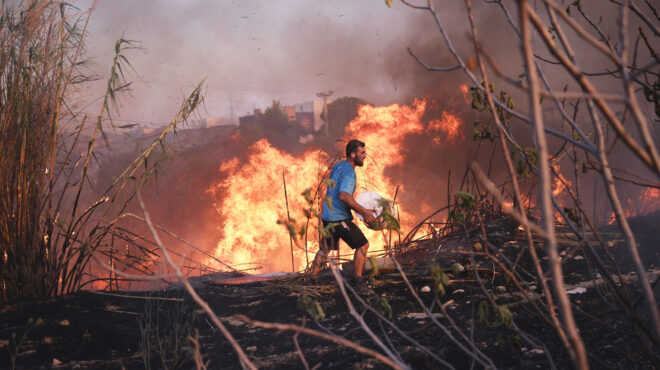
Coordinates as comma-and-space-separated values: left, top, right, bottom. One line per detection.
76, 0, 459, 127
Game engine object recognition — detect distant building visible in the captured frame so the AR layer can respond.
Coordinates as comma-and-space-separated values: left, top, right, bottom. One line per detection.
237, 99, 333, 143
296, 112, 314, 144
239, 109, 261, 127
294, 99, 331, 131
283, 105, 296, 122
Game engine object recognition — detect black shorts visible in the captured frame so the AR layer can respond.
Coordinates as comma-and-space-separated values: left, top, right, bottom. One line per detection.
321, 219, 368, 251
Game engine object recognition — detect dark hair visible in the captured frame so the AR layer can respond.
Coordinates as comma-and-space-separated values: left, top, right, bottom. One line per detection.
345, 139, 365, 158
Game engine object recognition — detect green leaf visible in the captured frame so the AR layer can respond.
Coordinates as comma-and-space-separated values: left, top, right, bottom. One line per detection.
478, 300, 490, 326
302, 188, 313, 205
324, 196, 334, 211
323, 178, 336, 189
449, 210, 465, 223
495, 305, 513, 328
457, 191, 476, 210
320, 222, 338, 239
431, 265, 449, 296
298, 294, 325, 321
368, 296, 393, 319
368, 256, 379, 278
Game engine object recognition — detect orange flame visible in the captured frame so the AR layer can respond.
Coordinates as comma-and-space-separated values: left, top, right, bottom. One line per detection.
207, 140, 327, 272
551, 163, 571, 198
459, 84, 470, 103
604, 188, 659, 225
427, 111, 464, 144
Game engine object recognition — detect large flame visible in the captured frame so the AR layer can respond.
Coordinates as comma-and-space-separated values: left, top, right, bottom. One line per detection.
207, 140, 327, 272
208, 99, 463, 273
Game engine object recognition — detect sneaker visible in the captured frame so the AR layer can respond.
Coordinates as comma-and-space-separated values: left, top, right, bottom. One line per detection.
351, 276, 373, 295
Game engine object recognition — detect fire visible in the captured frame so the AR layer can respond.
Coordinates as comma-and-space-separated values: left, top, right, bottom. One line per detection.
459, 84, 470, 103
608, 187, 660, 224
551, 163, 571, 198
427, 111, 464, 144
345, 99, 426, 167
208, 99, 437, 273
207, 140, 327, 272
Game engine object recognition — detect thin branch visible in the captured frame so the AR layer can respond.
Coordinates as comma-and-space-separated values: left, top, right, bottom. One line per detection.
234, 314, 405, 370
136, 189, 257, 370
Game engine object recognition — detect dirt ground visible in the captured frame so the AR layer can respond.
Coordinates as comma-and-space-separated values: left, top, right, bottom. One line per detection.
1, 213, 658, 369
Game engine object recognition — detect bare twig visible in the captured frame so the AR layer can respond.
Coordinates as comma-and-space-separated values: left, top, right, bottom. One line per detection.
234, 314, 405, 370
136, 189, 257, 370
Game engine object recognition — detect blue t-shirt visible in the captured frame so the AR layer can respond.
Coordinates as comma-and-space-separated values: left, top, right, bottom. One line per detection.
322, 161, 356, 221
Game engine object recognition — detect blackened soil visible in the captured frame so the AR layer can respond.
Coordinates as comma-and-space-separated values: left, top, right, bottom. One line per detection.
2, 215, 659, 369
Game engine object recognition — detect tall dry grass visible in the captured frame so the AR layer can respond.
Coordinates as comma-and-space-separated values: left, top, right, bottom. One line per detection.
0, 0, 204, 304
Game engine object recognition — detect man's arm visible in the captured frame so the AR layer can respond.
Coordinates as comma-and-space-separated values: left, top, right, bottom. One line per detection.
339, 191, 377, 224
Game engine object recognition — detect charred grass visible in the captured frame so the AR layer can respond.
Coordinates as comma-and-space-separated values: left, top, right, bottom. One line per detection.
1, 212, 658, 369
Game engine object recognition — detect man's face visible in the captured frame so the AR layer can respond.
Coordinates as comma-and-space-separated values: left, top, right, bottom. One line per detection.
352, 146, 367, 166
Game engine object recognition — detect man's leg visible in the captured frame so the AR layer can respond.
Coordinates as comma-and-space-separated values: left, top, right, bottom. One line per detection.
353, 242, 369, 277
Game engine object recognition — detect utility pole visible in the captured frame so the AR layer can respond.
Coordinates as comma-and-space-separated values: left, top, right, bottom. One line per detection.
317, 90, 333, 136
229, 96, 235, 125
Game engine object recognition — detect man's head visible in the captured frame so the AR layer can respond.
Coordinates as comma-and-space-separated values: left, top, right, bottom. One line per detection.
346, 139, 366, 167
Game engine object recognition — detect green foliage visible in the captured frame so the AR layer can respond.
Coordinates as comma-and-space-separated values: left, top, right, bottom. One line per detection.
516, 159, 530, 178
449, 191, 476, 223
297, 225, 307, 239
469, 82, 515, 126
262, 100, 289, 126
298, 294, 325, 321
368, 256, 379, 277
319, 222, 338, 239
377, 198, 400, 232
277, 217, 299, 239
477, 300, 513, 328
323, 178, 336, 189
473, 120, 495, 142
511, 147, 537, 179
478, 300, 490, 326
458, 191, 476, 209
1, 0, 208, 304
302, 188, 313, 205
449, 210, 465, 223
324, 196, 334, 211
368, 295, 393, 319
431, 264, 450, 296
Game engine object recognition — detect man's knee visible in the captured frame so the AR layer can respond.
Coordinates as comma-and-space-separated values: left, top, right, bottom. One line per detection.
358, 243, 369, 256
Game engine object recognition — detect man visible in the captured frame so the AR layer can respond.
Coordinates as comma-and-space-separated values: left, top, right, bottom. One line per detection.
312, 139, 377, 294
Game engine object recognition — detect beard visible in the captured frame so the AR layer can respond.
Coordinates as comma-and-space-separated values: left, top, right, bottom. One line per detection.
354, 157, 364, 166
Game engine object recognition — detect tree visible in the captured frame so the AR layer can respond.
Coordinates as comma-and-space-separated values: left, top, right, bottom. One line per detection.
262, 100, 289, 126
401, 0, 660, 367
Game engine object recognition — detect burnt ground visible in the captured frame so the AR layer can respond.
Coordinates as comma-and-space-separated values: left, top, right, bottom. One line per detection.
1, 213, 659, 369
